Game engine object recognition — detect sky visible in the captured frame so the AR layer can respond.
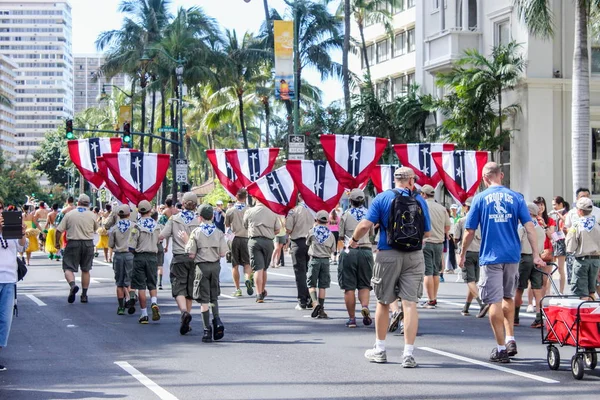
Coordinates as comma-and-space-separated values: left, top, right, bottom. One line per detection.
71, 0, 343, 105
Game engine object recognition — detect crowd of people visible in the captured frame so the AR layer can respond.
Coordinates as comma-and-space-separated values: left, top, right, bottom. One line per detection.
1, 162, 600, 372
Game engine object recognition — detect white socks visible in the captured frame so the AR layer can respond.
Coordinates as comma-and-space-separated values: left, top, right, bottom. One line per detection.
375, 339, 385, 352
151, 296, 157, 304
403, 344, 414, 357
141, 308, 148, 317
505, 336, 515, 343
497, 344, 506, 352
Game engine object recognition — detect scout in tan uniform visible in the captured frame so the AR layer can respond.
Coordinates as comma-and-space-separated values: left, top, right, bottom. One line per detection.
130, 200, 161, 324
185, 205, 228, 342
566, 197, 600, 300
225, 188, 253, 297
306, 210, 336, 319
159, 192, 200, 334
109, 205, 135, 315
454, 197, 486, 317
514, 202, 546, 328
420, 184, 451, 309
55, 194, 98, 304
151, 211, 166, 290
338, 189, 374, 328
243, 200, 281, 303
285, 195, 315, 310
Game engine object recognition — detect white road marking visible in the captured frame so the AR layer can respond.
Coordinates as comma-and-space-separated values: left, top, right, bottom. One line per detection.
419, 347, 559, 384
67, 324, 77, 328
115, 361, 179, 400
269, 271, 341, 286
25, 294, 47, 306
435, 299, 535, 319
219, 294, 235, 299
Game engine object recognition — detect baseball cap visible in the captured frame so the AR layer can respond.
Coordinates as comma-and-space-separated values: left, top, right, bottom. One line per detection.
216, 200, 223, 205
78, 194, 91, 204
464, 198, 474, 207
421, 184, 435, 196
182, 192, 197, 204
138, 200, 152, 213
349, 189, 365, 201
117, 205, 131, 216
450, 204, 459, 210
394, 166, 417, 180
199, 204, 213, 220
316, 210, 329, 222
576, 197, 593, 211
527, 202, 539, 217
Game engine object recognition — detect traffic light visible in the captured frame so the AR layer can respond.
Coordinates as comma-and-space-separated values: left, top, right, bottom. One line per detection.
123, 122, 132, 146
65, 119, 74, 139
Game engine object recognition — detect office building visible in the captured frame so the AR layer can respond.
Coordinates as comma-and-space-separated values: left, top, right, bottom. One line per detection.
0, 54, 18, 161
74, 54, 126, 114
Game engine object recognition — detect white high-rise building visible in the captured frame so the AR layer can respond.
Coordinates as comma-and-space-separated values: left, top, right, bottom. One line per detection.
351, 0, 600, 203
0, 0, 73, 161
73, 54, 127, 114
0, 54, 18, 161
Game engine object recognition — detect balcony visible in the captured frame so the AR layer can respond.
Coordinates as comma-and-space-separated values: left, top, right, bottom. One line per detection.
424, 28, 481, 72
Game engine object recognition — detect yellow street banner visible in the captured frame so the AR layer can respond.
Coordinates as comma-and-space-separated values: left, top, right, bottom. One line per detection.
274, 20, 294, 101
118, 105, 132, 128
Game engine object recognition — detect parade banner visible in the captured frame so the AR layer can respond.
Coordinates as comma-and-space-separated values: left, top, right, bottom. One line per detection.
225, 148, 279, 187
320, 134, 388, 190
118, 105, 132, 128
68, 137, 123, 189
247, 166, 298, 215
286, 160, 344, 214
371, 165, 401, 193
431, 150, 488, 204
103, 152, 171, 204
393, 143, 455, 188
274, 20, 294, 101
206, 149, 241, 198
96, 156, 129, 204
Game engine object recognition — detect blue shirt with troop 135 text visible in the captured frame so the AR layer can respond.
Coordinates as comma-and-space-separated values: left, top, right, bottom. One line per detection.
366, 188, 431, 251
465, 185, 532, 265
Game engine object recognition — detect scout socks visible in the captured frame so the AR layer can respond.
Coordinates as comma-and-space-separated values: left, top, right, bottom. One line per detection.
68, 281, 76, 288
476, 297, 483, 307
310, 291, 318, 304
82, 288, 88, 296
158, 275, 163, 286
319, 298, 325, 306
202, 310, 210, 328
212, 302, 219, 317
514, 306, 521, 320
129, 291, 136, 300
464, 302, 470, 312
118, 298, 124, 308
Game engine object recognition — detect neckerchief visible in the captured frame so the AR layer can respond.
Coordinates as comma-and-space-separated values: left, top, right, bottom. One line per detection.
313, 225, 331, 244
199, 222, 216, 237
180, 210, 195, 225
581, 216, 596, 233
117, 219, 131, 233
138, 217, 157, 233
235, 203, 246, 211
349, 206, 367, 222
77, 207, 86, 213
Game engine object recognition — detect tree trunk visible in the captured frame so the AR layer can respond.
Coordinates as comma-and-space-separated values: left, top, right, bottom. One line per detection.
498, 88, 502, 141
571, 1, 590, 199
285, 100, 293, 136
149, 89, 156, 152
170, 100, 177, 202
264, 99, 271, 147
140, 85, 146, 152
160, 87, 167, 202
358, 22, 372, 87
263, 0, 273, 45
343, 0, 351, 117
238, 92, 249, 149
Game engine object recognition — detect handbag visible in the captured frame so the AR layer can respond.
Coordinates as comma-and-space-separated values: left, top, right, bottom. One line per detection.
17, 255, 27, 281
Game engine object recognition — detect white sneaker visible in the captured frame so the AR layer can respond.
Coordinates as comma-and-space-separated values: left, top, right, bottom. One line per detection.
402, 355, 418, 368
364, 347, 387, 363
526, 304, 534, 313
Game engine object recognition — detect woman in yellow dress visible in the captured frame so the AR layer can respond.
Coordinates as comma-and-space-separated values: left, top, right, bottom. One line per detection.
23, 205, 39, 266
45, 203, 59, 261
96, 205, 112, 262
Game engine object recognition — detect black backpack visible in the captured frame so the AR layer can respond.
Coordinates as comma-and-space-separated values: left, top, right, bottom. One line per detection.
386, 189, 425, 252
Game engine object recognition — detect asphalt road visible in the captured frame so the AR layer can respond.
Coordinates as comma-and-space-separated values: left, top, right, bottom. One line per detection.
0, 252, 599, 400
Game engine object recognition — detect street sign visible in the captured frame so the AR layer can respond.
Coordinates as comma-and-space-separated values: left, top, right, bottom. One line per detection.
288, 153, 305, 160
176, 159, 188, 183
158, 126, 178, 133
288, 134, 305, 154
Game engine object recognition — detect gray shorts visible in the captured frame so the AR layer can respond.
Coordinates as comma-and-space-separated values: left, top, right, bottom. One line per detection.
275, 235, 287, 245
194, 261, 221, 303
478, 263, 519, 304
462, 251, 480, 283
423, 242, 443, 276
157, 242, 164, 266
571, 257, 600, 297
248, 237, 274, 272
371, 249, 425, 304
113, 251, 134, 287
131, 252, 158, 291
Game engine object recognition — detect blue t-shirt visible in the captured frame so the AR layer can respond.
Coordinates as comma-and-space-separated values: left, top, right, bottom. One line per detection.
465, 185, 532, 265
366, 188, 431, 250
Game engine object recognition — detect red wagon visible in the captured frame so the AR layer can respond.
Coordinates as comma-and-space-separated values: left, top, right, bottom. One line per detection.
541, 296, 600, 380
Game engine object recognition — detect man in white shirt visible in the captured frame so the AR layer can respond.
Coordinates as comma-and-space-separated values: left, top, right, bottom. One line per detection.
565, 188, 600, 228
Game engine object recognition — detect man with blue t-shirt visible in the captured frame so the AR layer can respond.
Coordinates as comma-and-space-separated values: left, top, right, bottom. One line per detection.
460, 162, 544, 364
350, 166, 431, 368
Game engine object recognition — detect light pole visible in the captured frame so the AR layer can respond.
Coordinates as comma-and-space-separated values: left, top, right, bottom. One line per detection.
100, 83, 134, 139
176, 63, 184, 161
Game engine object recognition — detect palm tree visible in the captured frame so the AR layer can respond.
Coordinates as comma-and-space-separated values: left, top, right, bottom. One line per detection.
389, 85, 436, 143
514, 0, 598, 196
342, 0, 352, 115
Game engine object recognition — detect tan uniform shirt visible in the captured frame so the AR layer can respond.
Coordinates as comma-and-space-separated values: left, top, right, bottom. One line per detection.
566, 216, 600, 257
131, 217, 160, 253
424, 199, 450, 244
225, 204, 248, 237
160, 211, 200, 255
339, 207, 371, 246
454, 215, 481, 253
103, 211, 119, 231
285, 204, 314, 240
109, 219, 134, 253
185, 223, 228, 263
57, 207, 98, 240
307, 226, 336, 258
518, 222, 545, 255
243, 204, 281, 239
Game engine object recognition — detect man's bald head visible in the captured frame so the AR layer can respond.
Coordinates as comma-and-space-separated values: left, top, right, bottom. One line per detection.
482, 162, 503, 186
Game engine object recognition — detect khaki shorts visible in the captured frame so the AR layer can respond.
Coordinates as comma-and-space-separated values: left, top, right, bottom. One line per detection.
478, 263, 519, 304
571, 257, 600, 297
231, 236, 250, 266
194, 261, 221, 303
423, 242, 443, 276
371, 249, 425, 304
62, 240, 95, 273
307, 257, 331, 288
518, 254, 543, 290
170, 254, 195, 298
462, 251, 480, 283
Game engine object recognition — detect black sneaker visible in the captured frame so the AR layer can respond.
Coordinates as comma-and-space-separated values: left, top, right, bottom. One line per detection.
0, 364, 6, 372
138, 315, 149, 324
311, 304, 322, 318
245, 279, 254, 296
202, 327, 213, 343
514, 318, 520, 326
126, 295, 137, 315
530, 319, 542, 329
80, 295, 88, 303
256, 293, 264, 303
490, 348, 510, 363
213, 317, 225, 341
461, 306, 470, 316
476, 304, 490, 318
67, 285, 79, 304
180, 312, 192, 335
317, 308, 328, 319
506, 340, 518, 356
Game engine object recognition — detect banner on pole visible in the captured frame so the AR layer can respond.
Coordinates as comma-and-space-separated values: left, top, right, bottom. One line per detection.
274, 20, 294, 101
118, 105, 132, 127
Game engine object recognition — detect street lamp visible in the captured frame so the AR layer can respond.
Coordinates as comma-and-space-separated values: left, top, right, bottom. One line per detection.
99, 84, 135, 133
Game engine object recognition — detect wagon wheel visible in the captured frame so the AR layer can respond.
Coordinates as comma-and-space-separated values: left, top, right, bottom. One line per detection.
571, 355, 585, 380
547, 346, 560, 370
584, 350, 597, 370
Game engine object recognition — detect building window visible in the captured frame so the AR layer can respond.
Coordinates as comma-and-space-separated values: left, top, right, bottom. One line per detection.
392, 0, 405, 14
407, 28, 415, 53
376, 39, 389, 63
362, 44, 375, 69
592, 43, 600, 74
496, 20, 510, 46
407, 0, 415, 8
394, 31, 406, 57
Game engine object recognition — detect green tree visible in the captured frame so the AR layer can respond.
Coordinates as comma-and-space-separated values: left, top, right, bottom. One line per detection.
389, 85, 437, 143
31, 129, 72, 185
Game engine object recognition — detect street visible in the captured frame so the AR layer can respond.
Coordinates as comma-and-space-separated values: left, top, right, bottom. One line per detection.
0, 252, 598, 400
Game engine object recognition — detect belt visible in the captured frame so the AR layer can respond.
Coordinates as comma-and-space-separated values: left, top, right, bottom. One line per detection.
350, 246, 372, 250
250, 236, 269, 240
312, 256, 330, 260
576, 255, 600, 260
291, 237, 306, 242
68, 239, 93, 242
520, 253, 533, 256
